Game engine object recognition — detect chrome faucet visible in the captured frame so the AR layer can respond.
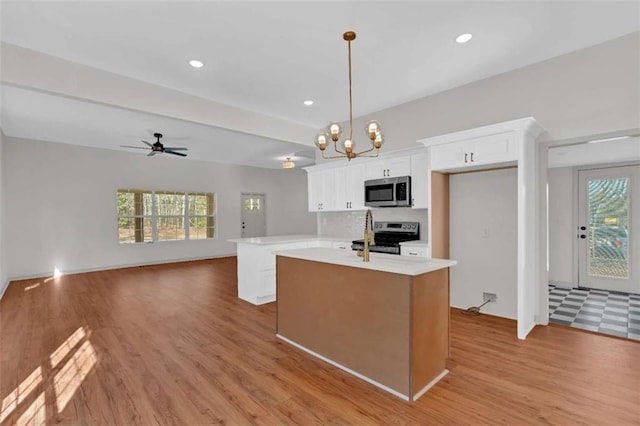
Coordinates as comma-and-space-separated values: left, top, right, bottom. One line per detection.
357, 209, 375, 262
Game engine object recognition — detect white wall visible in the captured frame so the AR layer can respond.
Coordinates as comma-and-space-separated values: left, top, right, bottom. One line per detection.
4, 137, 316, 279
334, 32, 639, 155
450, 168, 518, 319
548, 167, 575, 287
0, 129, 7, 297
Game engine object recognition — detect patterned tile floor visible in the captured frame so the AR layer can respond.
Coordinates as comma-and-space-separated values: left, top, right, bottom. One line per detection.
548, 285, 640, 341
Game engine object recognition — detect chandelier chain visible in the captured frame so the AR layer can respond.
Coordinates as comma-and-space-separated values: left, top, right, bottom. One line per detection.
348, 38, 353, 143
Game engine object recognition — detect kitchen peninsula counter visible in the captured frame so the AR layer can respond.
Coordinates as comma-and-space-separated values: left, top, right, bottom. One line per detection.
275, 248, 457, 401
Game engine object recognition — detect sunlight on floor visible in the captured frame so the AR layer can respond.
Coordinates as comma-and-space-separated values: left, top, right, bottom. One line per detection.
0, 326, 97, 424
54, 340, 97, 413
50, 327, 86, 368
16, 392, 45, 426
24, 283, 41, 292
0, 367, 43, 423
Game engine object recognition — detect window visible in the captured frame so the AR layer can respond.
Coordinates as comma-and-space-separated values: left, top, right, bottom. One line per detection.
117, 190, 153, 243
244, 197, 261, 211
117, 190, 215, 243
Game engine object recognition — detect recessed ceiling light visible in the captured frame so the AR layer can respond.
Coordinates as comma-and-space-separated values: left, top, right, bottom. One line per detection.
188, 59, 204, 68
455, 33, 473, 44
303, 100, 314, 106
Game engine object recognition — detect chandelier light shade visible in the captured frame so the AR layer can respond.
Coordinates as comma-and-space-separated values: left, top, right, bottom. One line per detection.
282, 157, 295, 169
314, 31, 384, 160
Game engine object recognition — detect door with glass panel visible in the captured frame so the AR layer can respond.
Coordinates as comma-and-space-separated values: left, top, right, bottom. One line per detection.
577, 165, 639, 293
241, 193, 266, 238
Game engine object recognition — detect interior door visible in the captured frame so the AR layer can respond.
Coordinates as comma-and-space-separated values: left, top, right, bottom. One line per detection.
577, 165, 639, 293
241, 193, 266, 238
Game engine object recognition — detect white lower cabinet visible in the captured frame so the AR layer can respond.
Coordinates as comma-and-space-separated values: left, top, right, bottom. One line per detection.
400, 244, 430, 258
237, 241, 310, 304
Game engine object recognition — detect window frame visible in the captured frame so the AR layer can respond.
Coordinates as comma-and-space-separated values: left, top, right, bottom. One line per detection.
117, 189, 216, 244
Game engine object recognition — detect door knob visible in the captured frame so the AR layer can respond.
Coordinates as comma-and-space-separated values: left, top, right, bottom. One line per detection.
579, 234, 586, 239
579, 226, 586, 231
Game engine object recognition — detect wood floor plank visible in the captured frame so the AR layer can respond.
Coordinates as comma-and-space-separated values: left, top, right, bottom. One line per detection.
1, 257, 639, 425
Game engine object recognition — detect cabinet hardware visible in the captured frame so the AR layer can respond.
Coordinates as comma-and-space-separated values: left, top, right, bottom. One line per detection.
464, 153, 468, 163
470, 152, 474, 162
409, 252, 418, 256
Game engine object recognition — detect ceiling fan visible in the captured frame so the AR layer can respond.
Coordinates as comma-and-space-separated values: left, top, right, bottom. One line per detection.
120, 133, 188, 157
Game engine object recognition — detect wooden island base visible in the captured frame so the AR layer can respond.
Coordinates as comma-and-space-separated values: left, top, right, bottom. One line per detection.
276, 255, 450, 401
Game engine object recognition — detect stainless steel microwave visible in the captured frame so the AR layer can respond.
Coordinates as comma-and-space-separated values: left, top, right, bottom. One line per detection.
364, 176, 411, 207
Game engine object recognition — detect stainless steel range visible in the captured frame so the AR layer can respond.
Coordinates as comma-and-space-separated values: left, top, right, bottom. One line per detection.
351, 222, 419, 255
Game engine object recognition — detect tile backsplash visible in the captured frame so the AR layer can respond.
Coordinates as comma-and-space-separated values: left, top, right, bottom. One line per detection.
318, 208, 428, 241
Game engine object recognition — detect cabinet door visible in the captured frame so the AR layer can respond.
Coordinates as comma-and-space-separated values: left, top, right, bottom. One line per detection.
307, 171, 323, 212
347, 164, 365, 210
365, 159, 387, 179
386, 157, 411, 177
410, 153, 429, 208
469, 133, 517, 166
320, 169, 337, 211
334, 167, 350, 210
365, 157, 411, 179
430, 142, 465, 171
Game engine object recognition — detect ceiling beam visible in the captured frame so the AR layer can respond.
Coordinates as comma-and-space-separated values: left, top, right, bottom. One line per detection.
1, 42, 316, 146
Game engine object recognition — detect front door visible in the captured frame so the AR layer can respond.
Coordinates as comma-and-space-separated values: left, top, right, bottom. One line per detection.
241, 193, 266, 238
577, 165, 639, 293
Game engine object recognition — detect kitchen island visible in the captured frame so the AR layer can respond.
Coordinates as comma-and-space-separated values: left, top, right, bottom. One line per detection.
227, 236, 353, 304
274, 247, 457, 401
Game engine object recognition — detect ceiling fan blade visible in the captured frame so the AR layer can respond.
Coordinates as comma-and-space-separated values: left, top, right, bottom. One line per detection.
165, 150, 187, 157
141, 140, 153, 147
162, 147, 188, 151
147, 151, 156, 157
121, 145, 150, 150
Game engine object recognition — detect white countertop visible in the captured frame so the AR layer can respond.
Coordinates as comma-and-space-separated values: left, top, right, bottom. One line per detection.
273, 247, 456, 276
228, 235, 352, 245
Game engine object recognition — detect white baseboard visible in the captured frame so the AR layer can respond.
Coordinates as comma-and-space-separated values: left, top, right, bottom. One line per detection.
549, 280, 574, 289
0, 279, 10, 300
7, 253, 237, 282
276, 334, 410, 401
413, 370, 449, 401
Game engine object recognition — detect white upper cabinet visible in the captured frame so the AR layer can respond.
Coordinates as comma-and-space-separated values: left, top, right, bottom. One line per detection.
410, 152, 429, 208
365, 156, 411, 179
429, 132, 517, 171
306, 148, 427, 212
307, 169, 336, 212
335, 164, 365, 210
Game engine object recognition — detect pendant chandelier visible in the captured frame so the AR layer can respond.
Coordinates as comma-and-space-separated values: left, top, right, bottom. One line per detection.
282, 157, 295, 169
314, 31, 384, 160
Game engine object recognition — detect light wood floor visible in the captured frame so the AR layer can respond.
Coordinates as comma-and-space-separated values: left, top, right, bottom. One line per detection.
1, 258, 639, 425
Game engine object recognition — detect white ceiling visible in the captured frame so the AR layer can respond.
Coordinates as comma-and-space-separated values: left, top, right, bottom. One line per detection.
1, 1, 639, 168
548, 137, 640, 168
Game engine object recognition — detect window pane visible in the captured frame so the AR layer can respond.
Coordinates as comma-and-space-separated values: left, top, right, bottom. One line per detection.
157, 216, 185, 241
156, 192, 185, 216
118, 217, 152, 243
189, 194, 209, 216
588, 177, 629, 279
117, 191, 135, 216
189, 216, 212, 240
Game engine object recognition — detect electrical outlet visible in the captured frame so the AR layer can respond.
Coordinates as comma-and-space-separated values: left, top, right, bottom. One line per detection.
483, 292, 497, 303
